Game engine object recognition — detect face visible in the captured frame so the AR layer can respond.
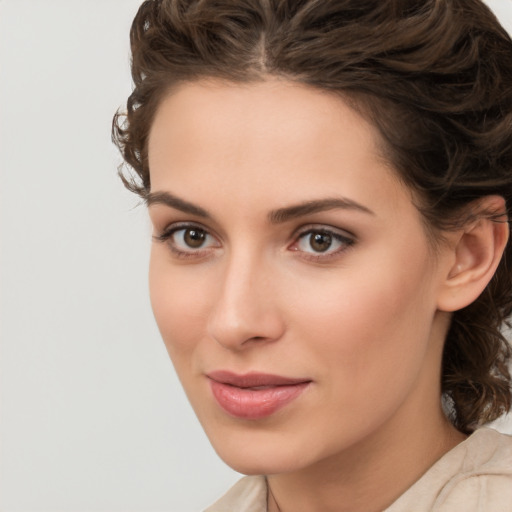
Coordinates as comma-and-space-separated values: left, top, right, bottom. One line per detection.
147, 80, 453, 475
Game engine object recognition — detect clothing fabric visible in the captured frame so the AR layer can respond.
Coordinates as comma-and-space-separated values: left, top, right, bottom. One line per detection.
204, 428, 512, 511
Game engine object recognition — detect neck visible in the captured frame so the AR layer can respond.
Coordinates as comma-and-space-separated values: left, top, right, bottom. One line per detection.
267, 402, 466, 512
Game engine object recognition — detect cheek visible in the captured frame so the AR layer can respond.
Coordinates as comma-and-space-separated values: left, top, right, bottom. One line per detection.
283, 274, 436, 447
148, 251, 212, 358
291, 249, 437, 391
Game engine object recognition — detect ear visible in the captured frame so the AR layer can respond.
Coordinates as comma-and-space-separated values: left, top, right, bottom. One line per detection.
437, 196, 509, 312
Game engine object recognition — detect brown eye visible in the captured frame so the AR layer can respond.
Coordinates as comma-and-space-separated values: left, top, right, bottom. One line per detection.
292, 227, 354, 258
183, 228, 207, 248
309, 232, 332, 252
160, 225, 219, 254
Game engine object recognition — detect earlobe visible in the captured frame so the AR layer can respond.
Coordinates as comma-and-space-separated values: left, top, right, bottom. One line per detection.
437, 196, 509, 312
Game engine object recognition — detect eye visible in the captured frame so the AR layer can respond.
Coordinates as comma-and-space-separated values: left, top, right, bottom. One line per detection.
301, 231, 335, 253
290, 227, 354, 258
154, 224, 220, 256
174, 227, 210, 249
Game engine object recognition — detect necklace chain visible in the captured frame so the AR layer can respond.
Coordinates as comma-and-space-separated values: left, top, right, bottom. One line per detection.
267, 483, 282, 512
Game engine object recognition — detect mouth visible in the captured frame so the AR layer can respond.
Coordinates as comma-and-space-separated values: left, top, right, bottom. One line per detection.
207, 370, 312, 420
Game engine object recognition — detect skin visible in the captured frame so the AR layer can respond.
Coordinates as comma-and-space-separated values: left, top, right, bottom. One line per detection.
147, 79, 470, 512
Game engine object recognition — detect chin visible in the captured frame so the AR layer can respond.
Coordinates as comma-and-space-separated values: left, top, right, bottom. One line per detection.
205, 425, 317, 476
216, 449, 303, 476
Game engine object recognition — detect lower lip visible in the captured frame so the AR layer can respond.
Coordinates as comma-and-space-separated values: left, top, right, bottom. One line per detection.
209, 379, 310, 420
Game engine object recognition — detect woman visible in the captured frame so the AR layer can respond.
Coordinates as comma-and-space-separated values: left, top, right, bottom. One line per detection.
113, 0, 512, 510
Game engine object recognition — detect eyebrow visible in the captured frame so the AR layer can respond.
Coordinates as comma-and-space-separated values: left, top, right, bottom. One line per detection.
146, 191, 211, 218
146, 191, 374, 223
268, 198, 375, 224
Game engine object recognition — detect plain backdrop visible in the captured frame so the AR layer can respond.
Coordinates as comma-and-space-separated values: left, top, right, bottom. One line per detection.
1, 1, 511, 511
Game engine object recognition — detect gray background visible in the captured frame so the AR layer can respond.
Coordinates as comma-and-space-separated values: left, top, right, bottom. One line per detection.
1, 1, 511, 510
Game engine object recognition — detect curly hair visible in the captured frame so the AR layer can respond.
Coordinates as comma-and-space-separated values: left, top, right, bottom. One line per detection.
112, 0, 512, 433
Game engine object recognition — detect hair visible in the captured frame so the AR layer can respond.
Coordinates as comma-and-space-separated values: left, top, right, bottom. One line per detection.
112, 0, 512, 434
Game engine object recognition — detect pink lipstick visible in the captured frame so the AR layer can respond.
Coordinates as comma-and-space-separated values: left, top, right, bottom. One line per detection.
207, 371, 311, 420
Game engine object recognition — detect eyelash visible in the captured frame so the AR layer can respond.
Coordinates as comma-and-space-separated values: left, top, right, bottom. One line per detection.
290, 226, 355, 262
154, 223, 355, 262
153, 222, 218, 259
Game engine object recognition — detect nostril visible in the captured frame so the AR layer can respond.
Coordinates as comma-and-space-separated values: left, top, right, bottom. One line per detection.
241, 335, 273, 345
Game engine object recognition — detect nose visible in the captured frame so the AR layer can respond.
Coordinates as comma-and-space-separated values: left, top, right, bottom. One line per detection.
207, 250, 285, 351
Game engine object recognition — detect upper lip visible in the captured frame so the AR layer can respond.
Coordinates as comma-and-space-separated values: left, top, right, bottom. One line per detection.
207, 370, 311, 388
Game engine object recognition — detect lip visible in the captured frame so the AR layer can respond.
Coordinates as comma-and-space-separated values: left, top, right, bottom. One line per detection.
207, 371, 311, 420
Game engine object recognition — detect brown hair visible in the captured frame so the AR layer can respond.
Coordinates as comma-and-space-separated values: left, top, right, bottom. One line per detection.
112, 0, 512, 433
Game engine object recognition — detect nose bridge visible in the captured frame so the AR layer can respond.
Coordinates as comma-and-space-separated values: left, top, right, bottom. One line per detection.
207, 242, 283, 349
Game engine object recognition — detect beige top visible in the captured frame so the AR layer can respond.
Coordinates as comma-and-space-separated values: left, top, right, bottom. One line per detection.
204, 428, 512, 512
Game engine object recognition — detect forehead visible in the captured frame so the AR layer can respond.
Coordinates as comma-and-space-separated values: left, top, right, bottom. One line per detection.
149, 79, 379, 149
147, 79, 408, 218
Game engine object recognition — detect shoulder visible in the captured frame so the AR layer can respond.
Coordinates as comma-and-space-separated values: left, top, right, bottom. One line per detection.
387, 428, 512, 512
203, 475, 267, 512
435, 429, 512, 511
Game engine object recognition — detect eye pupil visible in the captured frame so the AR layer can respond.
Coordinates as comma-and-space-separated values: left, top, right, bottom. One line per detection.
310, 232, 332, 252
184, 228, 206, 248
